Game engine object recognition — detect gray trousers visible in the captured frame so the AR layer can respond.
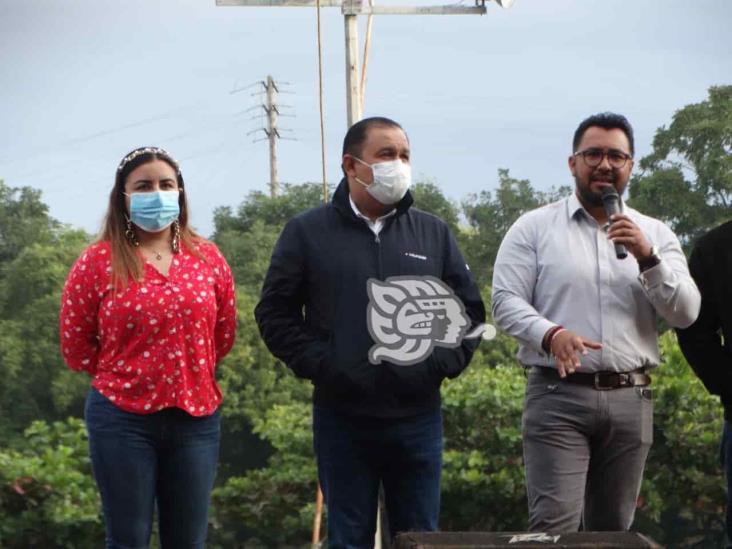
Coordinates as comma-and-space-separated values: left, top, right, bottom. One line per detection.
522, 367, 653, 533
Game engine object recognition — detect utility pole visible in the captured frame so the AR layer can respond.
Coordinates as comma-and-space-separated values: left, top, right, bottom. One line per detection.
265, 75, 279, 197
217, 0, 512, 127
235, 75, 294, 197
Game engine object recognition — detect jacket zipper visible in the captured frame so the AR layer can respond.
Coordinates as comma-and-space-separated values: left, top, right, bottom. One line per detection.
374, 231, 383, 279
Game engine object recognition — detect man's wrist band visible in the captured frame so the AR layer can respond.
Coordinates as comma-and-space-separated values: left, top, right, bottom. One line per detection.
542, 325, 565, 353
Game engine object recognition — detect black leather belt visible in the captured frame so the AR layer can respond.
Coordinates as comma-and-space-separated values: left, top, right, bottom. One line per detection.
533, 367, 651, 390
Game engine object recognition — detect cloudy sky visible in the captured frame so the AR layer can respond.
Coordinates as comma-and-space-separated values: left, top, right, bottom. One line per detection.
1, 0, 730, 236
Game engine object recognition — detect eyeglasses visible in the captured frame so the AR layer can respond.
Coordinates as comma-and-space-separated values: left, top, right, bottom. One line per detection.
574, 148, 632, 169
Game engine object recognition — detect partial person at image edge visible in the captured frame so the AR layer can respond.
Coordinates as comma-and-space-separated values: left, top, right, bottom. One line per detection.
676, 220, 732, 549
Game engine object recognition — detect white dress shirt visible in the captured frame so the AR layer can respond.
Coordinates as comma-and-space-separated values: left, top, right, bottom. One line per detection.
492, 192, 700, 372
349, 195, 397, 236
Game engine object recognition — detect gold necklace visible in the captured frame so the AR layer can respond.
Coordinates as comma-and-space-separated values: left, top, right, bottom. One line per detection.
143, 247, 165, 261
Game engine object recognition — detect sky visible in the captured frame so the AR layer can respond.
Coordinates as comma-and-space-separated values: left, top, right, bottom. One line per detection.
1, 0, 730, 237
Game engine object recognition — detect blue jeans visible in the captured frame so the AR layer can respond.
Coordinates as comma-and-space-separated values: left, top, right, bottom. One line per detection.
313, 406, 443, 549
85, 389, 221, 549
722, 421, 732, 549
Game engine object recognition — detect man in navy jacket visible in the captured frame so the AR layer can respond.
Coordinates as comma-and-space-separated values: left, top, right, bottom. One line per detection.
255, 117, 485, 547
677, 221, 732, 549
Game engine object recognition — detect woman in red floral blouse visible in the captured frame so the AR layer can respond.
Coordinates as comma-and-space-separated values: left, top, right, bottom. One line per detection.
59, 146, 236, 548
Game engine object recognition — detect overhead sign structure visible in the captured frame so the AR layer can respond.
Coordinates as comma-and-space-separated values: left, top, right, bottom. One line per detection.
216, 0, 513, 126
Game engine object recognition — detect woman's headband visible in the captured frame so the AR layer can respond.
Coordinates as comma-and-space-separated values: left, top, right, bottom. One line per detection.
117, 147, 181, 175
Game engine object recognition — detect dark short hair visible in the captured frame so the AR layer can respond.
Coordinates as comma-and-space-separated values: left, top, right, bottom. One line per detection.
572, 112, 635, 156
342, 116, 406, 158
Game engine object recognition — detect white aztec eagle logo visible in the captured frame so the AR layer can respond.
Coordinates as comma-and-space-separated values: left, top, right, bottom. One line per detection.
366, 275, 495, 366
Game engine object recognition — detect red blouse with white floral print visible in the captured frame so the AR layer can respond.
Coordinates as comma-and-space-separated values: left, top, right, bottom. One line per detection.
59, 240, 236, 416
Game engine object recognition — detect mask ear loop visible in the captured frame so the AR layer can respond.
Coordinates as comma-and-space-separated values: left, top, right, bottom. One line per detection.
353, 156, 372, 169
351, 156, 374, 190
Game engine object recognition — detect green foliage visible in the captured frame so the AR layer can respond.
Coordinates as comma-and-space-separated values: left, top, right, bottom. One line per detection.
629, 85, 732, 248
411, 179, 461, 235
211, 402, 318, 547
0, 180, 60, 265
636, 332, 726, 547
212, 182, 328, 236
215, 221, 280, 290
217, 289, 312, 433
441, 352, 526, 532
0, 229, 90, 439
213, 183, 329, 290
462, 169, 570, 286
0, 418, 103, 548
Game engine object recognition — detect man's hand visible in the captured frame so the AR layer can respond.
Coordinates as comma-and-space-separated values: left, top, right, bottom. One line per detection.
607, 214, 652, 261
549, 329, 602, 378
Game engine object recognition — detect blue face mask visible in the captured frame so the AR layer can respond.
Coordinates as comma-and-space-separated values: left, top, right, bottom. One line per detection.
126, 191, 180, 233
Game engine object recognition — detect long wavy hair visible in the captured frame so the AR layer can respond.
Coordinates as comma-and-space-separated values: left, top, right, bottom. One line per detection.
99, 147, 204, 288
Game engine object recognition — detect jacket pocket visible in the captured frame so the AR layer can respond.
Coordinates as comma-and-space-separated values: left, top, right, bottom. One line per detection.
381, 360, 443, 403
319, 330, 379, 398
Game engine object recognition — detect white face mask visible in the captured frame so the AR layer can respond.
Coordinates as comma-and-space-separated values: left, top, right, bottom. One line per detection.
354, 157, 412, 205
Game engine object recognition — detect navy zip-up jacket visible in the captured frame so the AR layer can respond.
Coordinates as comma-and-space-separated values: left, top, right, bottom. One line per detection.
255, 179, 486, 418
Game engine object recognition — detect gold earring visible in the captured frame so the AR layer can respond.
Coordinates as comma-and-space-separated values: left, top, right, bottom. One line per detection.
171, 219, 180, 254
125, 218, 139, 247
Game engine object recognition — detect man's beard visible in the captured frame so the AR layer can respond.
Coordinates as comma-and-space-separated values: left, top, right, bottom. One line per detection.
575, 172, 616, 207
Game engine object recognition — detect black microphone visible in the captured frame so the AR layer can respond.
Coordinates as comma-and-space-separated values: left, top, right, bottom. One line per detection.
601, 186, 628, 260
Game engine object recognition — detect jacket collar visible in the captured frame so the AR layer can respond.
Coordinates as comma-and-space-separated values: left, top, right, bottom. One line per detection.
331, 177, 414, 221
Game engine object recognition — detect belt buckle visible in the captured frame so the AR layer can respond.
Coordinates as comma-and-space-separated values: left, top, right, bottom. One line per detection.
593, 372, 617, 390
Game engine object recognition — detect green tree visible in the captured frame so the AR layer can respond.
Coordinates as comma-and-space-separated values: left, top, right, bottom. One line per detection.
214, 288, 312, 481
0, 418, 103, 548
636, 332, 726, 547
0, 180, 59, 265
441, 339, 527, 532
211, 401, 318, 548
213, 183, 329, 290
629, 85, 732, 248
410, 179, 461, 235
462, 169, 570, 286
213, 183, 329, 236
211, 184, 329, 480
0, 226, 89, 439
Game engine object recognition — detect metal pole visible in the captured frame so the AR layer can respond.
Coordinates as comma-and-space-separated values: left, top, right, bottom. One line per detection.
359, 0, 374, 114
343, 1, 362, 127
